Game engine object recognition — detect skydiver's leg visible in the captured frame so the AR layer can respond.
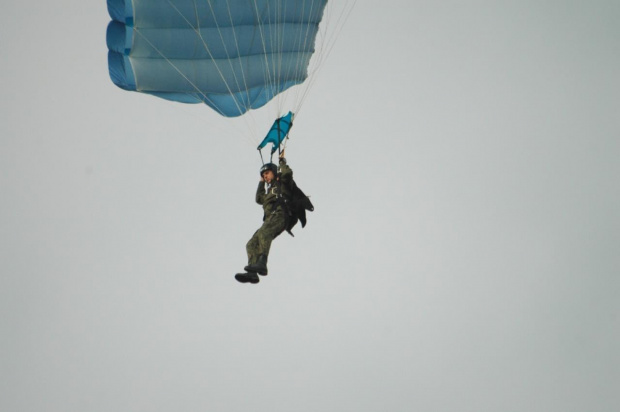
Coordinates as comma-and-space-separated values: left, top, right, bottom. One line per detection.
236, 229, 262, 284
256, 213, 287, 258
246, 229, 261, 266
245, 213, 286, 275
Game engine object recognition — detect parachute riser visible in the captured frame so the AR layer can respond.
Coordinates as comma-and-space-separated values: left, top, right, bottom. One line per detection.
277, 120, 282, 162
258, 149, 265, 166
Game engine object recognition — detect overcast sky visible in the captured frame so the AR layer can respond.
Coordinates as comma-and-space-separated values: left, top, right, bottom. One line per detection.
1, 1, 619, 412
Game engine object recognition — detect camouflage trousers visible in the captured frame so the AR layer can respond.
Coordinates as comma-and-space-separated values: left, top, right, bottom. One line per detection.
246, 210, 287, 265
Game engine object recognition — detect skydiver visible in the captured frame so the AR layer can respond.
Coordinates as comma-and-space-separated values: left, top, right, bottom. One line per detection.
235, 153, 293, 284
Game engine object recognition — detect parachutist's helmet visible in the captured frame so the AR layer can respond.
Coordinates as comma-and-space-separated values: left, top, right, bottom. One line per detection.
260, 163, 278, 177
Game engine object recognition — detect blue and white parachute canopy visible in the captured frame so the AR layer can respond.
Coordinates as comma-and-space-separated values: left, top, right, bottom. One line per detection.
106, 0, 328, 117
258, 111, 293, 154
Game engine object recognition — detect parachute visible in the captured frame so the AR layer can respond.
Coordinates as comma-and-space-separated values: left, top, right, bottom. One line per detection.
106, 0, 330, 118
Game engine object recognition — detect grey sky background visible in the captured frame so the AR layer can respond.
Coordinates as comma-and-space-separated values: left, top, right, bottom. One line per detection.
1, 1, 619, 411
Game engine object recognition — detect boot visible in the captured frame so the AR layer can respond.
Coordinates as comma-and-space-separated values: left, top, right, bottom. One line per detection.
235, 271, 259, 284
244, 254, 268, 276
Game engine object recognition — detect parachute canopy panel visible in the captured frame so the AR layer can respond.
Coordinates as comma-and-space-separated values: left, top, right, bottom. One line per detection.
106, 0, 328, 117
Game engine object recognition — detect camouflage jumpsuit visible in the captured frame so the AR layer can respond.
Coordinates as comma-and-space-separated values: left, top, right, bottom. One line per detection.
246, 161, 293, 266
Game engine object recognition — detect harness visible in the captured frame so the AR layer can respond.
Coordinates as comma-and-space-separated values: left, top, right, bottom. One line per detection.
275, 178, 293, 218
262, 168, 313, 237
263, 178, 290, 214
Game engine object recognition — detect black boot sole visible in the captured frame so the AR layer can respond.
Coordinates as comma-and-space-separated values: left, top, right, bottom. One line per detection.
235, 273, 259, 284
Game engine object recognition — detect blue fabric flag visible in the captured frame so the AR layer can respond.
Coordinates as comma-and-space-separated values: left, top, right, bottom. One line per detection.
258, 112, 294, 154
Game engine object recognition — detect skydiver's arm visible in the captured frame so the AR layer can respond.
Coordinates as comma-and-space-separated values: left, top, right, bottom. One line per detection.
255, 182, 265, 205
278, 158, 293, 184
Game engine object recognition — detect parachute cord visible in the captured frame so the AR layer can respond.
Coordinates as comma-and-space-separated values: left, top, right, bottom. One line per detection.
224, 0, 252, 109
282, 111, 293, 155
277, 120, 282, 159
251, 0, 278, 110
204, 0, 248, 110
278, 0, 287, 114
204, 0, 258, 139
291, 0, 318, 109
131, 28, 217, 109
165, 0, 246, 117
126, 1, 356, 151
295, 0, 357, 116
130, 26, 251, 147
295, 0, 324, 112
282, 135, 290, 155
